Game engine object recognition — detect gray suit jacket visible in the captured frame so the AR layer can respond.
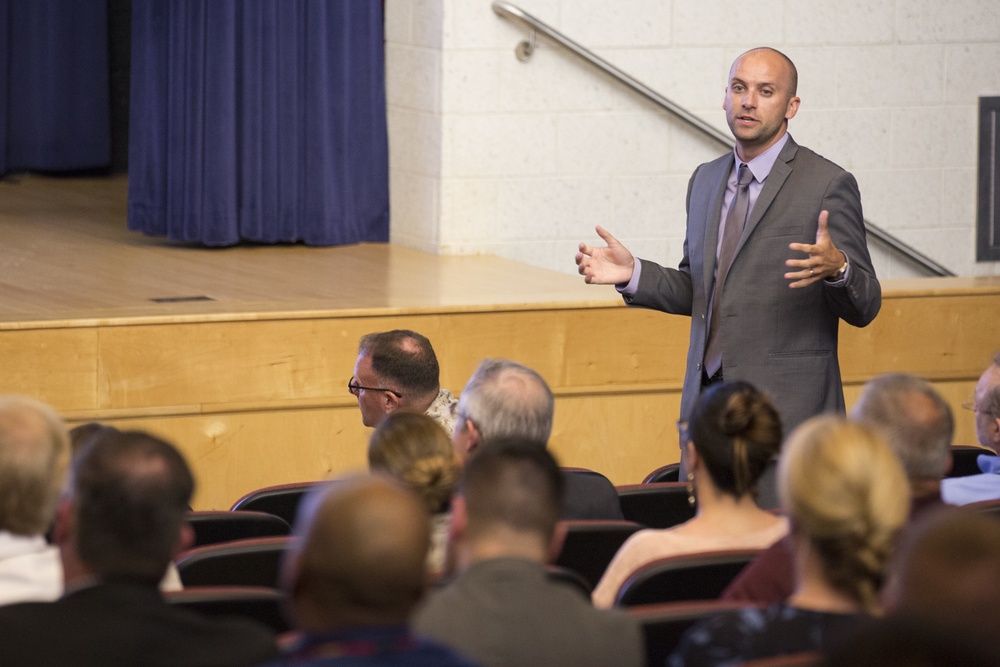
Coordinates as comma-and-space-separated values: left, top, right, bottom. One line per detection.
413, 558, 643, 667
626, 135, 880, 444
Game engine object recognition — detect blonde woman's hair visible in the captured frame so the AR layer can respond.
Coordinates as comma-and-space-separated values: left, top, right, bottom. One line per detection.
368, 412, 458, 515
778, 415, 910, 613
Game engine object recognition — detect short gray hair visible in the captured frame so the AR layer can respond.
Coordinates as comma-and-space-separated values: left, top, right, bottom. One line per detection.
850, 373, 953, 479
456, 359, 554, 445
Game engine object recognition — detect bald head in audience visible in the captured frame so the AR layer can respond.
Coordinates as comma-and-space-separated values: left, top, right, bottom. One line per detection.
282, 475, 432, 631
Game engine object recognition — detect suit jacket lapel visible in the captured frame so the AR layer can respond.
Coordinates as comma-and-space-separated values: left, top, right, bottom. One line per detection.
734, 136, 799, 255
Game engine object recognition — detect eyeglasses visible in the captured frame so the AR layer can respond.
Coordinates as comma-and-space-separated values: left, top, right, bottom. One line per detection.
347, 376, 403, 398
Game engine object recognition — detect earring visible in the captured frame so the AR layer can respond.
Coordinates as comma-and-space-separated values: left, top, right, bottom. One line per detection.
687, 471, 696, 508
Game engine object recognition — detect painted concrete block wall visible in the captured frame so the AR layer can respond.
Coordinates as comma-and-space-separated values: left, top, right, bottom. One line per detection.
386, 0, 1000, 280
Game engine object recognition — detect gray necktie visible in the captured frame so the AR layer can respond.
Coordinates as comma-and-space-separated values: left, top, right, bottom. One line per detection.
704, 163, 753, 378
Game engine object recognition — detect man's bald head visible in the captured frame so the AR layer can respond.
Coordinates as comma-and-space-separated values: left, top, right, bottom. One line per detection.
733, 47, 798, 96
285, 474, 432, 631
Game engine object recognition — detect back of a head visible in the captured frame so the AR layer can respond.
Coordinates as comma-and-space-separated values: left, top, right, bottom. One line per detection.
368, 412, 459, 515
68, 422, 120, 456
688, 381, 782, 497
460, 437, 563, 544
0, 396, 70, 536
850, 373, 953, 480
778, 415, 910, 613
71, 430, 194, 583
288, 474, 431, 629
887, 507, 1000, 638
358, 329, 440, 396
456, 359, 554, 444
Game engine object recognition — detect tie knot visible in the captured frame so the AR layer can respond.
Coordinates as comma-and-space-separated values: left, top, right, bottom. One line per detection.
737, 163, 753, 187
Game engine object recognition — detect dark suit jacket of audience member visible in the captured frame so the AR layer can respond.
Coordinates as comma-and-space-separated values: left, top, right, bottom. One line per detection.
562, 470, 624, 521
0, 581, 277, 666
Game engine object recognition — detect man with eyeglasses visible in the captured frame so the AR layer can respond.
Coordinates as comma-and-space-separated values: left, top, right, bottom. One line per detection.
942, 351, 1000, 505
349, 330, 458, 436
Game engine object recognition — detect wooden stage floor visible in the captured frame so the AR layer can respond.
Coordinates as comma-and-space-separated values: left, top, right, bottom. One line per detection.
0, 174, 616, 327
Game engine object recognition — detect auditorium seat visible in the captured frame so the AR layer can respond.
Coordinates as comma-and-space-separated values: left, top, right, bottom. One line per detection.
967, 497, 1000, 520
616, 482, 694, 529
554, 520, 644, 589
614, 548, 761, 607
229, 481, 326, 525
948, 445, 998, 478
165, 585, 290, 633
176, 536, 291, 588
546, 565, 594, 599
642, 463, 681, 483
738, 652, 821, 666
626, 600, 754, 667
186, 510, 291, 547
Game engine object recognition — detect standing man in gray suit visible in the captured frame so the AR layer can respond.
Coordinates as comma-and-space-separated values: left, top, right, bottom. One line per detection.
576, 47, 880, 475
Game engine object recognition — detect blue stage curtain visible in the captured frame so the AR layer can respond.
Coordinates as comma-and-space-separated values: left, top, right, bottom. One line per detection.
127, 0, 389, 246
0, 0, 111, 175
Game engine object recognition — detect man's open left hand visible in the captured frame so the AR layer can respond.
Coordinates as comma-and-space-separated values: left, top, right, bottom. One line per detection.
784, 210, 845, 288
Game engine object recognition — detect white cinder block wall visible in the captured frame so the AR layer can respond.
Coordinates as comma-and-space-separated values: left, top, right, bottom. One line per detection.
386, 0, 1000, 280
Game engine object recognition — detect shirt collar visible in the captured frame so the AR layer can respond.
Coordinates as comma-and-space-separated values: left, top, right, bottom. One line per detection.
732, 131, 790, 184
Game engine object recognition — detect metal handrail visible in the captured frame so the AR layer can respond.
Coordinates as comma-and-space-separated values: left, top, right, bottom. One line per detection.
492, 1, 955, 277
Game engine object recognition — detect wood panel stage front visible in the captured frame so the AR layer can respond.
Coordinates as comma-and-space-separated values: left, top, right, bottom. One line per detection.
3, 175, 999, 509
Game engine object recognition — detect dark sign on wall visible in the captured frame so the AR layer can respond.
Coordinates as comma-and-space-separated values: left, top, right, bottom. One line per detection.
978, 97, 1000, 261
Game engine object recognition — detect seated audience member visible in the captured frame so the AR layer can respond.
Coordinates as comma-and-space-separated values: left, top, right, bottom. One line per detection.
413, 439, 643, 667
451, 358, 623, 520
724, 373, 954, 604
350, 330, 458, 436
0, 396, 69, 605
0, 430, 277, 666
942, 351, 1000, 504
263, 474, 477, 667
68, 421, 184, 593
822, 507, 1000, 667
819, 613, 994, 667
68, 421, 119, 453
591, 381, 787, 608
882, 507, 1000, 641
668, 416, 910, 666
368, 412, 459, 576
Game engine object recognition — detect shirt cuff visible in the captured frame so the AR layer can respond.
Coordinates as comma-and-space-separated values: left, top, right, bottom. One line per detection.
616, 260, 642, 296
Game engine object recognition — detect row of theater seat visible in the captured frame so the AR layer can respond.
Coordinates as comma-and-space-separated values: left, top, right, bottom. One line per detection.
169, 448, 1000, 666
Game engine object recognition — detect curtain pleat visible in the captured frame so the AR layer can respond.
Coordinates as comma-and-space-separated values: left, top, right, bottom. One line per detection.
0, 0, 110, 175
127, 0, 389, 246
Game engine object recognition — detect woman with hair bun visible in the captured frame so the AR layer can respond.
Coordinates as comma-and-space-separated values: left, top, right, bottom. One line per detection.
368, 411, 459, 577
592, 381, 788, 608
668, 415, 911, 666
